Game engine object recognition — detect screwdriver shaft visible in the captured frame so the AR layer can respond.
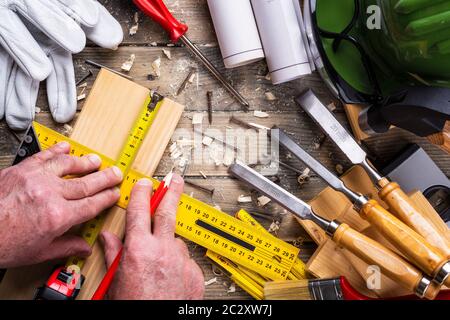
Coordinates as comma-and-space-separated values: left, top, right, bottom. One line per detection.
180, 35, 250, 110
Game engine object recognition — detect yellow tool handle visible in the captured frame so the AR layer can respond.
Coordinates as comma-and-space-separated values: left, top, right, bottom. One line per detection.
360, 199, 448, 281
333, 223, 439, 300
378, 178, 450, 259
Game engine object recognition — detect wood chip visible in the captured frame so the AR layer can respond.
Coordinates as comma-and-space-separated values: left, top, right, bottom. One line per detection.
268, 221, 280, 233
169, 142, 178, 153
265, 91, 277, 101
199, 171, 208, 179
77, 82, 88, 88
254, 110, 269, 118
205, 277, 217, 286
121, 54, 136, 72
35, 107, 41, 114
257, 195, 271, 207
336, 164, 344, 175
265, 73, 271, 81
298, 168, 311, 186
150, 42, 157, 46
129, 12, 139, 36
192, 113, 204, 125
202, 136, 213, 146
327, 102, 337, 112
227, 283, 236, 294
63, 124, 73, 135
238, 195, 252, 203
162, 49, 172, 60
77, 93, 86, 101
151, 57, 161, 78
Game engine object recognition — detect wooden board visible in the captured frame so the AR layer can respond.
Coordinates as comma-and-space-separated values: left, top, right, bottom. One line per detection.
343, 103, 370, 141
303, 166, 447, 298
0, 69, 184, 300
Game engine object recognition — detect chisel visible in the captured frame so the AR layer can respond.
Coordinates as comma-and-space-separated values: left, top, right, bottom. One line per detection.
273, 128, 450, 286
229, 163, 439, 299
297, 90, 450, 284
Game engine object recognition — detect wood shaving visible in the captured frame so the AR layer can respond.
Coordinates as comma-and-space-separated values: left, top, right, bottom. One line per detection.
129, 12, 139, 36
77, 82, 88, 88
227, 283, 236, 294
327, 102, 337, 112
298, 168, 311, 186
202, 136, 213, 146
265, 91, 277, 101
77, 93, 86, 101
336, 164, 344, 175
121, 54, 136, 72
63, 124, 73, 135
162, 49, 172, 60
254, 110, 269, 118
205, 277, 217, 286
150, 42, 157, 46
35, 107, 41, 114
151, 57, 161, 78
268, 221, 280, 233
199, 171, 208, 179
192, 113, 204, 125
238, 195, 252, 203
169, 142, 177, 153
257, 195, 271, 207
188, 72, 196, 83
265, 73, 271, 81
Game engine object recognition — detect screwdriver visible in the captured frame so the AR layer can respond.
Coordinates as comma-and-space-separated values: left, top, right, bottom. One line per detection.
133, 0, 250, 109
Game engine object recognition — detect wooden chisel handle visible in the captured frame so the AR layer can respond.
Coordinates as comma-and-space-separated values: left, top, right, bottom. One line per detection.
333, 223, 439, 300
378, 178, 450, 259
360, 199, 450, 283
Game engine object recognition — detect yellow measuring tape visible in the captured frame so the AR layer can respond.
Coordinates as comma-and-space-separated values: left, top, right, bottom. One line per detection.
33, 126, 299, 281
65, 92, 164, 269
206, 210, 308, 299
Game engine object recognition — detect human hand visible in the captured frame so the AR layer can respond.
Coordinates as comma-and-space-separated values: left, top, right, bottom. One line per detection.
0, 0, 123, 130
0, 142, 123, 268
100, 174, 205, 300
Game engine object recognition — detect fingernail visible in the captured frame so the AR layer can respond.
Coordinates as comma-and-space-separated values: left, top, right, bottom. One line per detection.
113, 187, 121, 197
137, 178, 152, 186
112, 166, 123, 180
57, 141, 70, 149
171, 173, 184, 185
87, 154, 101, 166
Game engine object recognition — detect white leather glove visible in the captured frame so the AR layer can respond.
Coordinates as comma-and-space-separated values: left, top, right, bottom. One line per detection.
0, 0, 123, 130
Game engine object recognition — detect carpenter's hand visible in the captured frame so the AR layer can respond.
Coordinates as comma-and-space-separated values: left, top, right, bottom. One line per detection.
100, 174, 205, 300
0, 142, 122, 268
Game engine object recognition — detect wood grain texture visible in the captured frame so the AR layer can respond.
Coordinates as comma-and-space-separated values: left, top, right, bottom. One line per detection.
378, 179, 450, 259
332, 223, 435, 299
360, 199, 447, 279
427, 121, 450, 154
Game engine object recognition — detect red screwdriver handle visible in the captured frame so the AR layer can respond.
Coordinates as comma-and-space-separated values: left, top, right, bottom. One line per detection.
133, 0, 188, 42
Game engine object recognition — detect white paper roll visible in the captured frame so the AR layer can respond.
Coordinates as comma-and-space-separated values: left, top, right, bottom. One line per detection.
207, 0, 265, 68
251, 0, 312, 84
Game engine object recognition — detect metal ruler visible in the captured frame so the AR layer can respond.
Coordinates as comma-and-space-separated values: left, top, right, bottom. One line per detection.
23, 123, 299, 280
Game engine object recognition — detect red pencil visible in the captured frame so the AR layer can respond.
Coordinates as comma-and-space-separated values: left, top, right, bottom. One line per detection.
91, 172, 174, 300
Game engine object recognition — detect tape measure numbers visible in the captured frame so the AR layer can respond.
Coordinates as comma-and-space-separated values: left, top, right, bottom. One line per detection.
31, 123, 299, 280
65, 92, 164, 269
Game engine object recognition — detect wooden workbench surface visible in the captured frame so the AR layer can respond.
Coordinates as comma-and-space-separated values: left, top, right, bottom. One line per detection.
0, 0, 448, 300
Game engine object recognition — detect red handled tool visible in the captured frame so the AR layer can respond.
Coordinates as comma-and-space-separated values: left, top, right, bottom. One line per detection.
133, 0, 250, 109
91, 172, 174, 300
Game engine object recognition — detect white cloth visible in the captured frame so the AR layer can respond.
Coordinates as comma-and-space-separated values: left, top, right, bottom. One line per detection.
0, 0, 124, 130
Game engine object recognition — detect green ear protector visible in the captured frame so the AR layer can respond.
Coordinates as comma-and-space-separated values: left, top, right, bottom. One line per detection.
304, 0, 450, 137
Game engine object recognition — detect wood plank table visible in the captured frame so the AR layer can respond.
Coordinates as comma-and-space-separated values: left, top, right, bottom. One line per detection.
0, 0, 448, 299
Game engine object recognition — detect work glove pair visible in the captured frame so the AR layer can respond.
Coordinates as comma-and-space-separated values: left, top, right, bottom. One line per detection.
0, 0, 124, 130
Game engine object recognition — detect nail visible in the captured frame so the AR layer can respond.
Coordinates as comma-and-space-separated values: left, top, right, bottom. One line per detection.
137, 178, 152, 186
57, 141, 70, 149
87, 154, 101, 166
112, 166, 123, 180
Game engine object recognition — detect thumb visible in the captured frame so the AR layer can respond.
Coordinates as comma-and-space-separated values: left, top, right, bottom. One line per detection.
41, 235, 92, 262
99, 231, 123, 268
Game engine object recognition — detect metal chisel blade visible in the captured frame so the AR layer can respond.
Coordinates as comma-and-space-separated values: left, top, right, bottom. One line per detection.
229, 163, 314, 221
296, 90, 367, 165
274, 128, 349, 195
